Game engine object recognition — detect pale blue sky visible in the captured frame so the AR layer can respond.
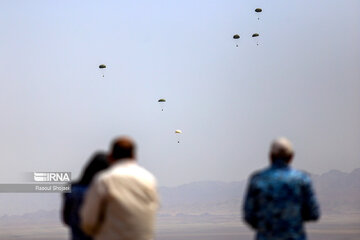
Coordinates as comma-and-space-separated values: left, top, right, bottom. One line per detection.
0, 0, 359, 187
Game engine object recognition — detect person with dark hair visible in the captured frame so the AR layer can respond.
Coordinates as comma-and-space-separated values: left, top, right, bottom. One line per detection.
62, 152, 109, 240
80, 137, 159, 240
243, 137, 320, 240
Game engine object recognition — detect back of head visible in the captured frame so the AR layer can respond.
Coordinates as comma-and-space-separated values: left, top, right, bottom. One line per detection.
270, 137, 294, 164
110, 136, 136, 162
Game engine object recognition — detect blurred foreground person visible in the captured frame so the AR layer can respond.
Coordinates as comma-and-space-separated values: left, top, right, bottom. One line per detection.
81, 137, 159, 240
62, 152, 109, 240
243, 137, 320, 240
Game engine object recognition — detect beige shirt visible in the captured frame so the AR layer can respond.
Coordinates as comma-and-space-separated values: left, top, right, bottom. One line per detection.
80, 159, 159, 240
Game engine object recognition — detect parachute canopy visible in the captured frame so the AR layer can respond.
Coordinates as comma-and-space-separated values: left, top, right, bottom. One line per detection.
252, 33, 259, 38
158, 99, 166, 103
99, 64, 106, 69
255, 8, 262, 13
175, 130, 182, 134
233, 34, 240, 39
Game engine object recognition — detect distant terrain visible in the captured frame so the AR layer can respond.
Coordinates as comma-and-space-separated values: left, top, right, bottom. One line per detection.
0, 168, 359, 240
158, 168, 360, 215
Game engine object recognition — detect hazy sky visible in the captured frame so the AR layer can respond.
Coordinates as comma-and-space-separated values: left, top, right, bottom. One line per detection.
0, 0, 359, 187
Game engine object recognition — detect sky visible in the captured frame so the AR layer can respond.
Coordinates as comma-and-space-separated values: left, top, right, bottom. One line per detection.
0, 0, 359, 189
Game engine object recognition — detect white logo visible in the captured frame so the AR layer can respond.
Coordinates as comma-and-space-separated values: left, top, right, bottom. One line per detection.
33, 172, 71, 182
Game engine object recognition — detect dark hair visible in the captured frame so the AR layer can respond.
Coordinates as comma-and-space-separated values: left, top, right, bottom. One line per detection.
77, 152, 109, 186
110, 137, 135, 160
270, 152, 294, 164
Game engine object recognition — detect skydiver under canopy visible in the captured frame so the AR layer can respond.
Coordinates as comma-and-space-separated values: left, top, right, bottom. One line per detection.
233, 34, 240, 47
158, 99, 166, 111
255, 8, 263, 20
175, 129, 182, 143
99, 64, 106, 77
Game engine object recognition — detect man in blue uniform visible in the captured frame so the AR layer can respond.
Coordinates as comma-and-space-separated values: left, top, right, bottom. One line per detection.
243, 137, 320, 240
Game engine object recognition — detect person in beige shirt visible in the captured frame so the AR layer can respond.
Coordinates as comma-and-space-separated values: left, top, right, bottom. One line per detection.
80, 137, 159, 240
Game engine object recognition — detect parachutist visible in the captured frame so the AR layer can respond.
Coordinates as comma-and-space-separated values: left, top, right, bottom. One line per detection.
175, 129, 182, 143
99, 64, 106, 78
252, 33, 260, 46
158, 99, 166, 112
233, 34, 240, 48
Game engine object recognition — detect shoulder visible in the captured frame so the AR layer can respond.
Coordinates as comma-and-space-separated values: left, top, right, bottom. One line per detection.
289, 169, 313, 184
100, 161, 157, 185
248, 167, 270, 183
123, 163, 158, 187
251, 166, 273, 178
291, 168, 311, 178
137, 165, 158, 186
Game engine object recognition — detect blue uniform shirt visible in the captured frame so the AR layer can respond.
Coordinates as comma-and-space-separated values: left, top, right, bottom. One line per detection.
243, 161, 320, 240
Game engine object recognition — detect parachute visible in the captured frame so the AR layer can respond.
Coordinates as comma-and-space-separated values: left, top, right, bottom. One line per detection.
158, 98, 166, 111
233, 34, 240, 47
175, 129, 182, 143
99, 64, 106, 77
252, 33, 260, 46
255, 8, 262, 20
